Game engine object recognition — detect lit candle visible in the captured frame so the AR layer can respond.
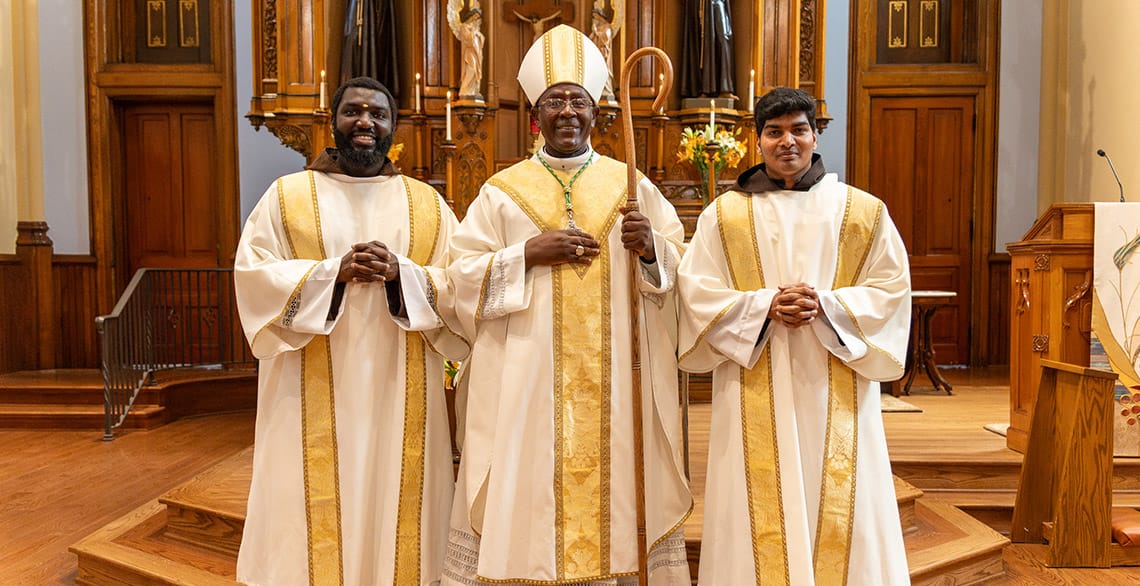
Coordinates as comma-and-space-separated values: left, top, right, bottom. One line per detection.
748, 69, 755, 113
319, 70, 327, 110
709, 99, 716, 139
414, 73, 421, 113
446, 91, 453, 141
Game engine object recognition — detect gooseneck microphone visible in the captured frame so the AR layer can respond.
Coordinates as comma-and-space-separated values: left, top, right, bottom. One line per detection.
1097, 148, 1126, 203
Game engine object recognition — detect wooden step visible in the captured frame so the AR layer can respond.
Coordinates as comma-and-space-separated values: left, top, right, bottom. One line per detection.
0, 367, 256, 431
895, 476, 924, 535
907, 499, 1009, 585
71, 500, 239, 586
75, 454, 1006, 585
160, 447, 252, 556
0, 403, 167, 429
910, 490, 1140, 538
0, 369, 113, 405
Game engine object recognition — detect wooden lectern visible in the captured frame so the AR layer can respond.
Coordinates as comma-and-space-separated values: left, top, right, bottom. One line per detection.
1010, 360, 1118, 567
1007, 204, 1094, 453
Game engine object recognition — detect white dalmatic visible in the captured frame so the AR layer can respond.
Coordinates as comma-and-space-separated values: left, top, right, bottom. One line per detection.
678, 174, 912, 585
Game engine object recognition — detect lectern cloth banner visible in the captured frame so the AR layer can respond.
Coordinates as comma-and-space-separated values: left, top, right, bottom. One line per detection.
1091, 202, 1140, 457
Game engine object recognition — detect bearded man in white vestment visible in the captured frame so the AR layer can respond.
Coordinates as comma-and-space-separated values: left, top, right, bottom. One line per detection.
677, 87, 913, 585
442, 25, 692, 586
234, 77, 468, 586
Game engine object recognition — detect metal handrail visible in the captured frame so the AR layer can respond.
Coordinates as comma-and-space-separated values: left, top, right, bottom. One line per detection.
96, 268, 254, 439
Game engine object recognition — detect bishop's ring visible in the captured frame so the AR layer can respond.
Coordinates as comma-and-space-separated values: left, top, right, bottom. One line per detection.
574, 245, 585, 257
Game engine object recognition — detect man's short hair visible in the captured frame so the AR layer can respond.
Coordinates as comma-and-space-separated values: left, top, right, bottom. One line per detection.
331, 77, 398, 125
754, 87, 817, 132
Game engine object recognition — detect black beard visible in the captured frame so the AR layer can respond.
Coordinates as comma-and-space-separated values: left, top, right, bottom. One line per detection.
332, 128, 393, 174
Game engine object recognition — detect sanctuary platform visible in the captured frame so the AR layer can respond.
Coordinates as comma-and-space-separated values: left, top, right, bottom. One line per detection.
6, 367, 1140, 583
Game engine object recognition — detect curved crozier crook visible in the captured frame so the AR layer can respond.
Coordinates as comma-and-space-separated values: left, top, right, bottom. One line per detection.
618, 47, 674, 208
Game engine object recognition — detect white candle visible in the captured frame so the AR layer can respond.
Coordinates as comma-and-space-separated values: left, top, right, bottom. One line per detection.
709, 99, 716, 139
748, 69, 755, 113
319, 70, 327, 110
414, 73, 421, 113
446, 91, 453, 141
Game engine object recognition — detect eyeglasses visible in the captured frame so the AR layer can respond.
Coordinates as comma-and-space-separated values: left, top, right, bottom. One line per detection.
538, 98, 594, 113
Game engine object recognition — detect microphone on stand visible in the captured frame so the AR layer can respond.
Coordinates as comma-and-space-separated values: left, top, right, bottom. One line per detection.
1097, 148, 1126, 203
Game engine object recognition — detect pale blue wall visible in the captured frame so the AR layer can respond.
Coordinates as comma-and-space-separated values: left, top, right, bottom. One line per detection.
996, 0, 1041, 251
38, 0, 88, 254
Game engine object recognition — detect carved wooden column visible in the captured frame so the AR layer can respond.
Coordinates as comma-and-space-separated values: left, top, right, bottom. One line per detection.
592, 102, 624, 161
451, 100, 493, 218
797, 0, 831, 129
16, 222, 55, 369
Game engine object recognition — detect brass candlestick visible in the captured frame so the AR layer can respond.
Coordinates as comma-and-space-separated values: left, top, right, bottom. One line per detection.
651, 112, 669, 184
703, 140, 721, 202
441, 139, 457, 212
410, 111, 429, 181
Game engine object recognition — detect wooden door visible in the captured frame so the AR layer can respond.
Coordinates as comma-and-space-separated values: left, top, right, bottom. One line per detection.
849, 0, 1000, 365
121, 101, 222, 364
122, 101, 219, 276
870, 96, 975, 364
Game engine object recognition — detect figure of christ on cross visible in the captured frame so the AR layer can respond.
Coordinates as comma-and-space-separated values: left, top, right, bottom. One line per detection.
506, 0, 571, 44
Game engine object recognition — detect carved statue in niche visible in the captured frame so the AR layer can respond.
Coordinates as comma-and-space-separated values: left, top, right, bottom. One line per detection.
448, 0, 485, 100
340, 0, 401, 97
679, 0, 736, 99
589, 0, 623, 102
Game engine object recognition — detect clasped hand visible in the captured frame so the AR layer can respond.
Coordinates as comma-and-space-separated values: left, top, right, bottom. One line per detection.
338, 241, 399, 283
524, 228, 600, 267
767, 282, 819, 328
523, 211, 655, 268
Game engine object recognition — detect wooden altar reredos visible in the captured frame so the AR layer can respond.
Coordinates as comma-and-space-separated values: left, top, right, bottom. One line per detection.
244, 0, 832, 229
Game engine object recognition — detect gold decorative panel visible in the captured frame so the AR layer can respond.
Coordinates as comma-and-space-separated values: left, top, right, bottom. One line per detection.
179, 0, 200, 47
147, 0, 167, 47
920, 1, 939, 48
134, 0, 211, 63
888, 1, 907, 48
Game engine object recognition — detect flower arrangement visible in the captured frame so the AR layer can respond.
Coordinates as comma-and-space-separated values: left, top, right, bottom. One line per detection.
443, 359, 460, 390
676, 125, 748, 204
388, 142, 405, 163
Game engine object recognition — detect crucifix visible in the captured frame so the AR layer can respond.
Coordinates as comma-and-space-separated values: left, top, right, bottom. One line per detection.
505, 0, 574, 45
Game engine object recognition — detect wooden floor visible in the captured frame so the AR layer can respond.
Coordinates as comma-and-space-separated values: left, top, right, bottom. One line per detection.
882, 367, 1140, 584
7, 368, 1140, 583
0, 412, 255, 585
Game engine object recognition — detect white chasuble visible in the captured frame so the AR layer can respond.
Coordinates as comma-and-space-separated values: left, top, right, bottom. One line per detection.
235, 170, 467, 586
443, 154, 692, 585
678, 175, 912, 585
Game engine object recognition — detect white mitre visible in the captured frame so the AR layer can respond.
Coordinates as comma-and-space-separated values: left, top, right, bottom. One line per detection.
517, 24, 609, 104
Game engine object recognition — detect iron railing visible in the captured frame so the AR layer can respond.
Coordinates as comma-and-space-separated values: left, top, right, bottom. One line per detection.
96, 268, 255, 439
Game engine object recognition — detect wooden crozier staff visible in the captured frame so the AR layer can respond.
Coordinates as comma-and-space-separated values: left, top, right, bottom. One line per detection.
618, 46, 673, 586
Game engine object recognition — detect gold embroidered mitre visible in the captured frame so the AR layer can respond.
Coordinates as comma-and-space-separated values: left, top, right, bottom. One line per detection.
517, 24, 609, 104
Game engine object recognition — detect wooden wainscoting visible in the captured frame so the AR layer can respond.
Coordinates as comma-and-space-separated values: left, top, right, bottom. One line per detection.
53, 256, 101, 369
0, 256, 35, 373
2, 251, 107, 373
987, 253, 1011, 366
